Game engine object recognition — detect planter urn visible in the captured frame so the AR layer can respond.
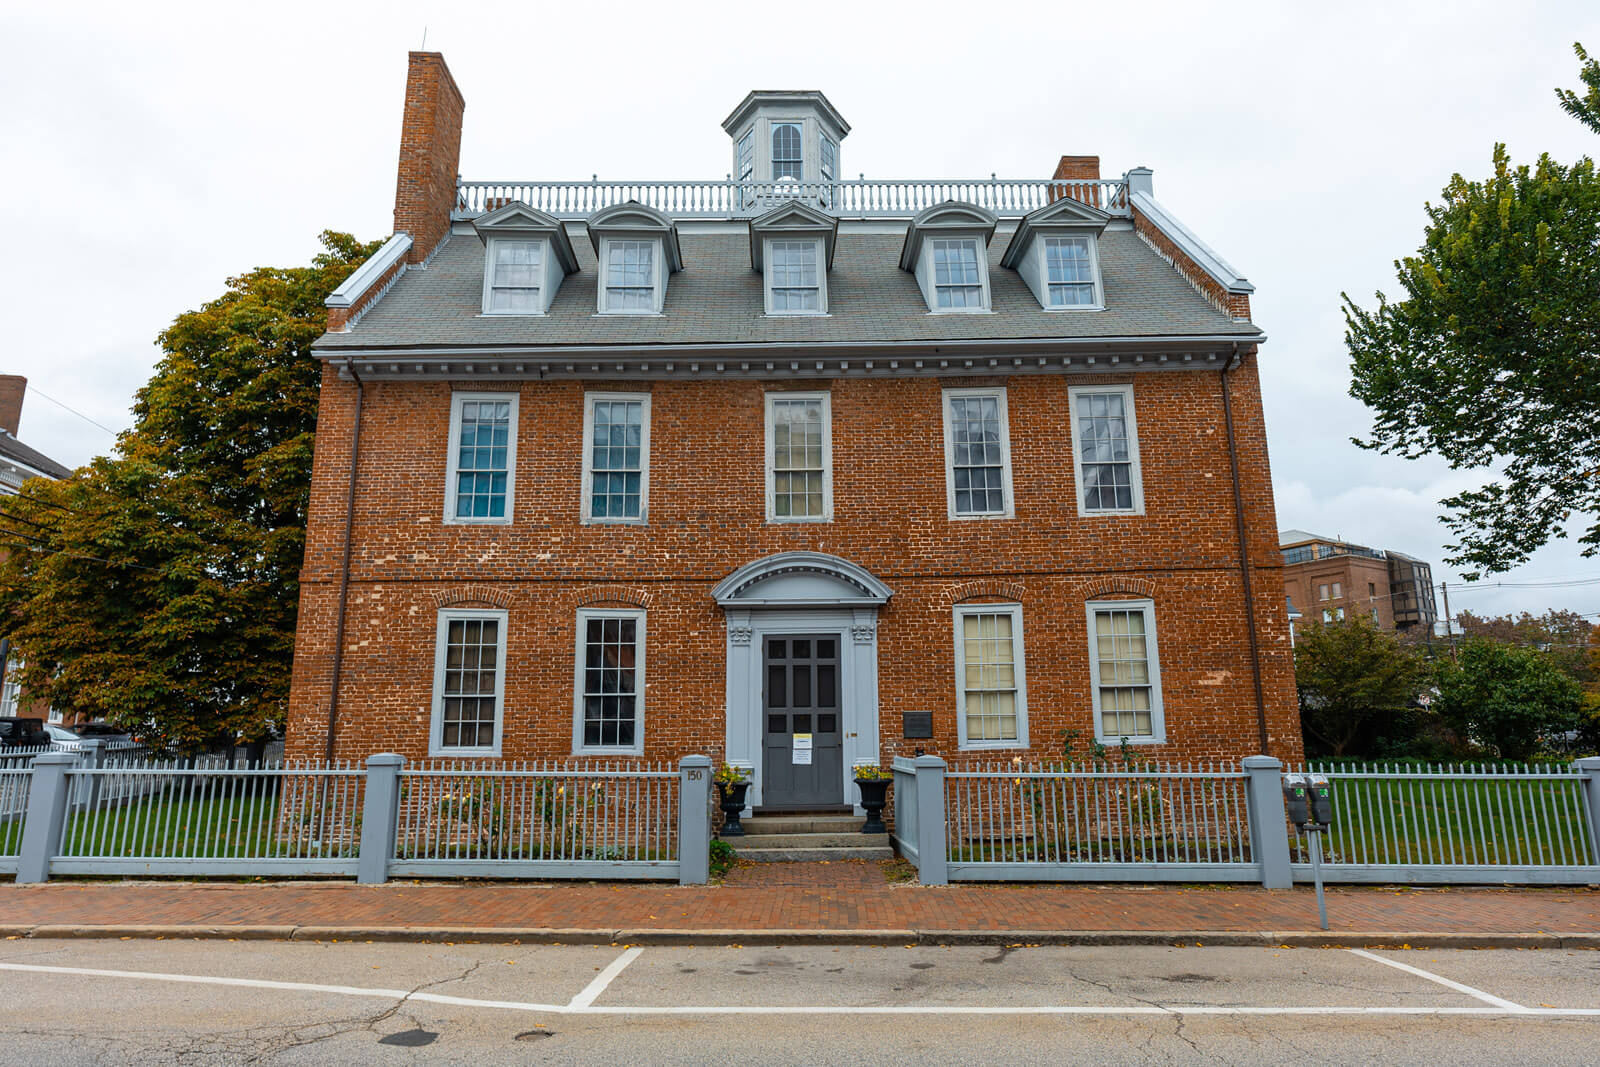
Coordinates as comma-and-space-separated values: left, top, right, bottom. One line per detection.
717, 780, 751, 837
854, 776, 890, 835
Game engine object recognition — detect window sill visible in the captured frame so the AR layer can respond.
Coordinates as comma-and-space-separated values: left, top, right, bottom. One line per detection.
766, 516, 833, 525
1041, 305, 1105, 313
948, 511, 1016, 522
443, 517, 515, 526
575, 747, 646, 758
582, 517, 649, 526
1093, 732, 1166, 747
429, 745, 503, 759
476, 311, 547, 318
1076, 508, 1145, 519
763, 311, 832, 318
593, 311, 664, 318
958, 740, 1027, 752
926, 308, 995, 316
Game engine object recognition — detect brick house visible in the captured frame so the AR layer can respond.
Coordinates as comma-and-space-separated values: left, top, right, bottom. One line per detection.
285, 52, 1301, 809
1279, 528, 1436, 638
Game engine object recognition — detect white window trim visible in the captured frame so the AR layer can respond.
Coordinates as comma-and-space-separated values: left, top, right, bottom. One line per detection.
1066, 383, 1145, 517
953, 603, 1029, 751
763, 237, 828, 316
922, 237, 992, 314
764, 390, 833, 523
1039, 234, 1105, 312
429, 608, 508, 758
480, 236, 548, 316
1086, 598, 1165, 747
941, 387, 1015, 520
580, 392, 652, 524
443, 392, 519, 526
573, 607, 647, 756
596, 237, 666, 315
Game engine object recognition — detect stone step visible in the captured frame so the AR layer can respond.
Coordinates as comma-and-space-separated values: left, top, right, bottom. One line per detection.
739, 845, 896, 863
738, 815, 865, 835
731, 831, 891, 850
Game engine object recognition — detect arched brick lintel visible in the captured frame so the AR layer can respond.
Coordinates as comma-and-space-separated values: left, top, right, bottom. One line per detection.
570, 585, 654, 610
430, 585, 514, 610
1076, 577, 1158, 601
943, 580, 1028, 607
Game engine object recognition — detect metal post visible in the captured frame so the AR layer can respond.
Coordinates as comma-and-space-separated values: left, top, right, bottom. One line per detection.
356, 753, 404, 885
678, 755, 712, 885
73, 738, 106, 814
17, 753, 76, 884
914, 755, 948, 885
1308, 831, 1329, 930
1242, 756, 1292, 889
1576, 758, 1600, 868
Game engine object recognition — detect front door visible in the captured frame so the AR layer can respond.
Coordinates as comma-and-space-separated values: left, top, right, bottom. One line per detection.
760, 634, 843, 809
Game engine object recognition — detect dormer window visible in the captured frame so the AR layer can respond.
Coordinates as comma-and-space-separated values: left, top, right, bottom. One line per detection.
749, 201, 837, 316
900, 201, 998, 314
471, 201, 580, 316
586, 202, 683, 316
1000, 195, 1111, 311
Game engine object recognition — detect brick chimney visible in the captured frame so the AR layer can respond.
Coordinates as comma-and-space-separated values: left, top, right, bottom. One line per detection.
394, 52, 466, 265
1049, 155, 1101, 208
0, 375, 26, 436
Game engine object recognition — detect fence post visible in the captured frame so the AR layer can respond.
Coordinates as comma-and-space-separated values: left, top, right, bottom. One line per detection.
1577, 757, 1600, 868
357, 753, 404, 885
678, 755, 712, 885
72, 738, 106, 814
1242, 755, 1292, 889
16, 753, 76, 884
914, 755, 948, 886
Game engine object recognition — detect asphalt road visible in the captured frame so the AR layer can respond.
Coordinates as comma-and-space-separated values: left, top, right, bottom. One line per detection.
0, 938, 1595, 1064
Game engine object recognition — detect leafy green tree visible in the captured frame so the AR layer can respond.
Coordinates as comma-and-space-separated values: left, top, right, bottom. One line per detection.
1294, 616, 1430, 757
0, 231, 381, 752
1556, 42, 1600, 134
1344, 47, 1600, 575
1434, 640, 1584, 761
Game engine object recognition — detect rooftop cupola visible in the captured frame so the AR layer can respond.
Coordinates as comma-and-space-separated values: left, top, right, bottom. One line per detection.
721, 91, 850, 190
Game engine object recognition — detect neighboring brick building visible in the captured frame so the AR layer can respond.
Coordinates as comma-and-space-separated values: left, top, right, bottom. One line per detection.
286, 52, 1301, 807
1279, 529, 1437, 639
0, 375, 73, 723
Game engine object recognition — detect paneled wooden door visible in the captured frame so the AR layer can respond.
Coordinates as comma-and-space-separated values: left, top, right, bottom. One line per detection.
760, 634, 844, 808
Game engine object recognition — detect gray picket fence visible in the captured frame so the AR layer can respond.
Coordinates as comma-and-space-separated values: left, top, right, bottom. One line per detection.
895, 755, 1600, 887
4, 744, 713, 885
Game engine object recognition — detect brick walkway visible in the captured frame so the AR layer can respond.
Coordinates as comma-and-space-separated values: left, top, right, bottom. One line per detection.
0, 863, 1595, 942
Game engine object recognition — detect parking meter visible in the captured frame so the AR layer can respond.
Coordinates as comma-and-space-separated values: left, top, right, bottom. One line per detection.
1307, 774, 1334, 827
1282, 774, 1311, 826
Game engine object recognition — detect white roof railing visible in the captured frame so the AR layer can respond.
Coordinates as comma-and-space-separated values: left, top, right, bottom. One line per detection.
453, 177, 1130, 221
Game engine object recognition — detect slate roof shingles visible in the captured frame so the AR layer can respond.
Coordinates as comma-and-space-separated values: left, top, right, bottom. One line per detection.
316, 225, 1261, 351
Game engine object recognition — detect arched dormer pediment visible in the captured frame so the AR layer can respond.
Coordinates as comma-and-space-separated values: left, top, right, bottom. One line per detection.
712, 551, 892, 608
748, 201, 838, 271
585, 201, 684, 271
472, 201, 580, 273
899, 200, 999, 270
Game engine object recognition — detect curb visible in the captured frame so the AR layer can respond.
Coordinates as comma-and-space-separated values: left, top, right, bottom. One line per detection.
3, 924, 1597, 949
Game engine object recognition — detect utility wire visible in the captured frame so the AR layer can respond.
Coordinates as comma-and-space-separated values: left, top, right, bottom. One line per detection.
26, 388, 120, 437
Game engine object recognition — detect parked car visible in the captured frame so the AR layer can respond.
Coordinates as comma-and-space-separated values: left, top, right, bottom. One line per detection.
72, 722, 132, 743
0, 717, 50, 748
44, 724, 83, 750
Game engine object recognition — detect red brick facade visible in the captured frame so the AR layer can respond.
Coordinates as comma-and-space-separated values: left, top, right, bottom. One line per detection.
393, 52, 464, 265
286, 365, 1300, 765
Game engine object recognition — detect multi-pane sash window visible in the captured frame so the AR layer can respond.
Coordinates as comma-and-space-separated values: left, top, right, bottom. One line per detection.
767, 393, 831, 521
583, 393, 649, 522
943, 389, 1013, 518
576, 610, 644, 754
603, 240, 656, 312
446, 394, 516, 522
1069, 385, 1143, 515
821, 136, 837, 183
768, 240, 823, 313
930, 239, 985, 308
771, 121, 803, 180
1043, 236, 1098, 307
737, 130, 755, 182
486, 239, 543, 313
1089, 602, 1163, 743
955, 606, 1027, 747
432, 611, 505, 754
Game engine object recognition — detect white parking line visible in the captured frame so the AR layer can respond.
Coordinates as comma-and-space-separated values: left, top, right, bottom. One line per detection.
0, 959, 1590, 1018
1347, 949, 1527, 1012
567, 947, 644, 1010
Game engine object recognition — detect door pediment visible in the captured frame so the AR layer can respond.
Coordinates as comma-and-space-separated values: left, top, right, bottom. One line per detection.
712, 551, 892, 609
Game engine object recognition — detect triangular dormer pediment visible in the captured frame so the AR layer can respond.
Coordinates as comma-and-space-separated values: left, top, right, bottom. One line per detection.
899, 200, 998, 271
472, 201, 580, 274
999, 195, 1112, 269
748, 201, 839, 271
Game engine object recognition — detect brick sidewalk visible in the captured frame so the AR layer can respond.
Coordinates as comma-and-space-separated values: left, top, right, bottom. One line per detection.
0, 863, 1595, 944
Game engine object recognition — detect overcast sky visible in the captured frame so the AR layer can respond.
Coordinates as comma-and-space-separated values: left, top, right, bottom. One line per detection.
4, 0, 1597, 622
